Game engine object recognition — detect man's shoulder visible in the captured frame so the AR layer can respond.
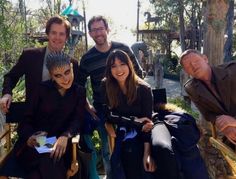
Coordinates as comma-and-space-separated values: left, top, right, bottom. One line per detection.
111, 41, 129, 50
184, 78, 197, 90
214, 61, 236, 70
212, 61, 236, 78
23, 47, 46, 54
80, 46, 97, 63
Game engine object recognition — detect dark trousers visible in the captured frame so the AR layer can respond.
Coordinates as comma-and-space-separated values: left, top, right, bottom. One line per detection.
111, 133, 145, 179
121, 137, 144, 179
151, 122, 180, 179
17, 146, 67, 179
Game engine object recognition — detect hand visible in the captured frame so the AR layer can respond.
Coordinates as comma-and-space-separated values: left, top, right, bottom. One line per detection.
0, 94, 12, 114
215, 115, 236, 132
221, 126, 236, 144
143, 155, 156, 172
27, 135, 38, 148
85, 101, 99, 120
50, 136, 68, 161
134, 117, 153, 132
143, 143, 156, 172
27, 131, 47, 148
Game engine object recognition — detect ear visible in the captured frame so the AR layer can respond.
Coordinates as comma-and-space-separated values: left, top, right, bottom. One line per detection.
107, 27, 110, 34
50, 75, 54, 81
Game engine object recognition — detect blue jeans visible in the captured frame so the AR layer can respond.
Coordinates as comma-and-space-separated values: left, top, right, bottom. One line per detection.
96, 110, 112, 179
83, 134, 100, 179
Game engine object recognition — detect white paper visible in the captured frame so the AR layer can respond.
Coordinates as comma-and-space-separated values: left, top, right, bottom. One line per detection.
35, 136, 57, 154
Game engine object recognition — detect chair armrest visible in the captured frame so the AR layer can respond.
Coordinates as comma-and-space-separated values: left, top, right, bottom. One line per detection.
66, 134, 80, 179
209, 123, 236, 175
105, 122, 116, 154
72, 134, 80, 144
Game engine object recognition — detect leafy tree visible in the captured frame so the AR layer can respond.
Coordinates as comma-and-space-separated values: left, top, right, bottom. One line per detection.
148, 0, 203, 53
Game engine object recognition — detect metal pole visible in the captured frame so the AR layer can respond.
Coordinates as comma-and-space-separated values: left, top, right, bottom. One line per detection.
23, 0, 28, 42
82, 0, 88, 51
136, 0, 140, 42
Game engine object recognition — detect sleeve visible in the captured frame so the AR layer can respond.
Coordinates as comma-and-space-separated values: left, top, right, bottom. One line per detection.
77, 57, 89, 87
17, 85, 40, 142
106, 111, 144, 131
61, 86, 86, 137
139, 85, 153, 142
188, 96, 217, 123
184, 81, 218, 123
140, 85, 153, 119
2, 50, 27, 96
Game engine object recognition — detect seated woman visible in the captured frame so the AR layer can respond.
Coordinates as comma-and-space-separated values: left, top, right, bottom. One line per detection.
101, 49, 180, 179
14, 52, 86, 179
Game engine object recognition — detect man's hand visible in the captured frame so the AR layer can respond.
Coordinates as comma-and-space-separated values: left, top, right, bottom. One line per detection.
216, 115, 236, 131
0, 94, 12, 114
221, 127, 236, 144
216, 115, 236, 144
50, 136, 68, 161
85, 98, 99, 120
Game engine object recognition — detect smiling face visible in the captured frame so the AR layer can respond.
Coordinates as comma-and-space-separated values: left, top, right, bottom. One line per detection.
89, 20, 108, 46
111, 58, 129, 86
181, 52, 211, 81
47, 23, 68, 52
50, 64, 74, 91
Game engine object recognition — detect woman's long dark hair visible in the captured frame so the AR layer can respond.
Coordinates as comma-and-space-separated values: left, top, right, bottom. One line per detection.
104, 49, 140, 108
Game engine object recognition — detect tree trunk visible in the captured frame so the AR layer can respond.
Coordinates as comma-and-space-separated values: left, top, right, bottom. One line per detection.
178, 0, 186, 52
224, 0, 234, 62
203, 0, 229, 65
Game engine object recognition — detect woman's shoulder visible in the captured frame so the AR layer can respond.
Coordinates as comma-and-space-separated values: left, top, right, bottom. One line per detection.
137, 79, 151, 91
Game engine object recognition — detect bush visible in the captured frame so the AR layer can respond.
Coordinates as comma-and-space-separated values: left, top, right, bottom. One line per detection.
168, 97, 199, 119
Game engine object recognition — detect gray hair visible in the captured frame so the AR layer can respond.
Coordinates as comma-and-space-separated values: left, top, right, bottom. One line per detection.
46, 52, 71, 72
179, 49, 202, 65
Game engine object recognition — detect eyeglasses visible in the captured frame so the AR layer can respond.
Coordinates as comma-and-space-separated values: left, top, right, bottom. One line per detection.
90, 27, 106, 33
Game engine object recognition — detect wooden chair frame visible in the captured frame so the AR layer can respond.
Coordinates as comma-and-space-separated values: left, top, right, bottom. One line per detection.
209, 123, 236, 178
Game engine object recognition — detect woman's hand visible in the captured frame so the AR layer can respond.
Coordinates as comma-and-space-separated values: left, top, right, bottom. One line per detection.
143, 143, 156, 172
134, 117, 153, 132
143, 155, 156, 172
50, 136, 68, 161
27, 135, 38, 148
26, 131, 47, 148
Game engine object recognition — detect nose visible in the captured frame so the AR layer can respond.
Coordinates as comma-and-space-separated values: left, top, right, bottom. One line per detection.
62, 75, 69, 82
116, 65, 123, 72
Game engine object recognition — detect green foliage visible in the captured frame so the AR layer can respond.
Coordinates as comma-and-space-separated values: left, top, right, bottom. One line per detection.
232, 33, 236, 58
161, 54, 181, 76
168, 97, 199, 119
12, 79, 25, 102
86, 78, 94, 104
92, 130, 102, 151
0, 65, 7, 93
